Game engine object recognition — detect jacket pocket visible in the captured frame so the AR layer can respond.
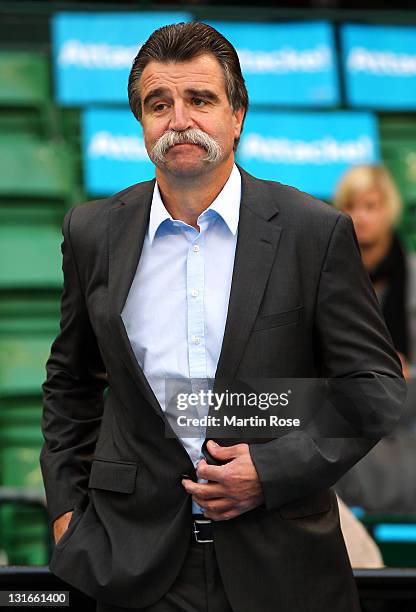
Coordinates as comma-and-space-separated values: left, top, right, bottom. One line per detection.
88, 458, 138, 494
252, 306, 302, 332
278, 488, 332, 519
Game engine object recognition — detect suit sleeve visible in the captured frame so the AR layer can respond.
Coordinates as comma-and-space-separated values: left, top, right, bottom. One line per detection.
249, 212, 407, 511
39, 205, 108, 525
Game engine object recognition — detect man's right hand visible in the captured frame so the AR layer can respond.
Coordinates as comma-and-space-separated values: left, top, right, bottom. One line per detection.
53, 510, 73, 545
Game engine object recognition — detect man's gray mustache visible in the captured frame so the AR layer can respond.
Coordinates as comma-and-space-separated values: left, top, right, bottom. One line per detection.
150, 128, 222, 164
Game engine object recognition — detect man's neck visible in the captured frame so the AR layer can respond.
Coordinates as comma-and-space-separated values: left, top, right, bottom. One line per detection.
155, 158, 235, 231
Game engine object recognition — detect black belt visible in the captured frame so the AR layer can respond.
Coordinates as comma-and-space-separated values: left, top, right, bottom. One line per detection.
192, 514, 213, 543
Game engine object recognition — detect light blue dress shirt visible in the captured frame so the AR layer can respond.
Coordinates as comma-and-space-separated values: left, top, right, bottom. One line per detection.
121, 163, 241, 514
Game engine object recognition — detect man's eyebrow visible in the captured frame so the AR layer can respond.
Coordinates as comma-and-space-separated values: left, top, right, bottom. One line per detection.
143, 88, 170, 109
142, 87, 220, 109
185, 88, 220, 102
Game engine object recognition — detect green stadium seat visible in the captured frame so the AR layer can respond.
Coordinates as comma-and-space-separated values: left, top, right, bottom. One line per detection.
0, 503, 49, 565
0, 224, 63, 289
379, 116, 416, 252
0, 396, 50, 565
380, 116, 416, 208
0, 295, 61, 324
397, 204, 416, 253
0, 396, 43, 462
0, 52, 49, 108
0, 399, 44, 488
0, 330, 58, 396
0, 111, 42, 138
0, 298, 61, 397
382, 145, 416, 208
57, 107, 82, 150
0, 135, 76, 201
0, 203, 65, 226
0, 50, 55, 139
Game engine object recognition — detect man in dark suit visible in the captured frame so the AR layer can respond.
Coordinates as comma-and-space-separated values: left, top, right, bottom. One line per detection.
40, 21, 406, 612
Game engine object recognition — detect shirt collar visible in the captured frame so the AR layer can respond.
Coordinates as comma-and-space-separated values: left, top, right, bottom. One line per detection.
148, 163, 241, 244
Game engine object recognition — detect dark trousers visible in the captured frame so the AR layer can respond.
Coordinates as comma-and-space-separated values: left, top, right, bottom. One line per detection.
95, 537, 233, 612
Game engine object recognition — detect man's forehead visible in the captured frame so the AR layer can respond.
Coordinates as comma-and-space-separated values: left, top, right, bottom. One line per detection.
139, 54, 226, 93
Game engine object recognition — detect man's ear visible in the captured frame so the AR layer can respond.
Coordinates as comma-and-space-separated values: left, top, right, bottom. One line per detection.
233, 107, 245, 141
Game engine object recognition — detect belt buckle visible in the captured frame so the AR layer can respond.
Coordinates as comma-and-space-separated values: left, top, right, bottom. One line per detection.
193, 518, 213, 543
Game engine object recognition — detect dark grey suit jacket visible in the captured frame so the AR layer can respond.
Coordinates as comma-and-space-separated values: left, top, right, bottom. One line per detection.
40, 165, 406, 612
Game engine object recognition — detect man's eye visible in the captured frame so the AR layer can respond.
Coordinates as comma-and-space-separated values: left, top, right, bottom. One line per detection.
154, 103, 167, 112
192, 98, 206, 107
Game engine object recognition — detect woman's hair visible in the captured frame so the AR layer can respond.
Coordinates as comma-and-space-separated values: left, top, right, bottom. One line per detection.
333, 164, 403, 225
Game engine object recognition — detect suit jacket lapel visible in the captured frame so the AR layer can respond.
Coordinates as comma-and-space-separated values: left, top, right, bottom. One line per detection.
214, 166, 282, 382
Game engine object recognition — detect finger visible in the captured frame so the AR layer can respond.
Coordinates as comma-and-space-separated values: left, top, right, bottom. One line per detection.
206, 440, 247, 461
182, 480, 224, 499
196, 460, 228, 482
193, 496, 235, 514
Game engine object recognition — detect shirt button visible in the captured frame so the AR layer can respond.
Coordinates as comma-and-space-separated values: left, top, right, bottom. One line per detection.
191, 336, 201, 345
191, 288, 199, 297
193, 245, 200, 252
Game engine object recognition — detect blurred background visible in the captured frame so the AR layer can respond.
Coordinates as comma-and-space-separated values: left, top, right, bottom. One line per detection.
1, 0, 416, 577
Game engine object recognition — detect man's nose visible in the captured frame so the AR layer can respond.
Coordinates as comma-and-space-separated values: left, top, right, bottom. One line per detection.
169, 101, 193, 131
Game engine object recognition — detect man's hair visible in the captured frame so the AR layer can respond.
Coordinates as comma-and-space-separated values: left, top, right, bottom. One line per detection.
127, 21, 249, 150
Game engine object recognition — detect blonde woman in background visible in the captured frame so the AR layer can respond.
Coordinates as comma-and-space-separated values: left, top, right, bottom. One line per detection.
333, 164, 411, 378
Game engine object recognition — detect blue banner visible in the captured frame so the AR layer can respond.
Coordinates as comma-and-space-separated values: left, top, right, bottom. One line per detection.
208, 21, 339, 106
82, 108, 379, 200
341, 24, 416, 109
52, 12, 191, 105
82, 108, 154, 195
236, 111, 379, 199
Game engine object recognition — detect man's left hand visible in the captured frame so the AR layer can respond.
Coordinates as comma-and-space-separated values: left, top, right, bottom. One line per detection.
181, 440, 264, 520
